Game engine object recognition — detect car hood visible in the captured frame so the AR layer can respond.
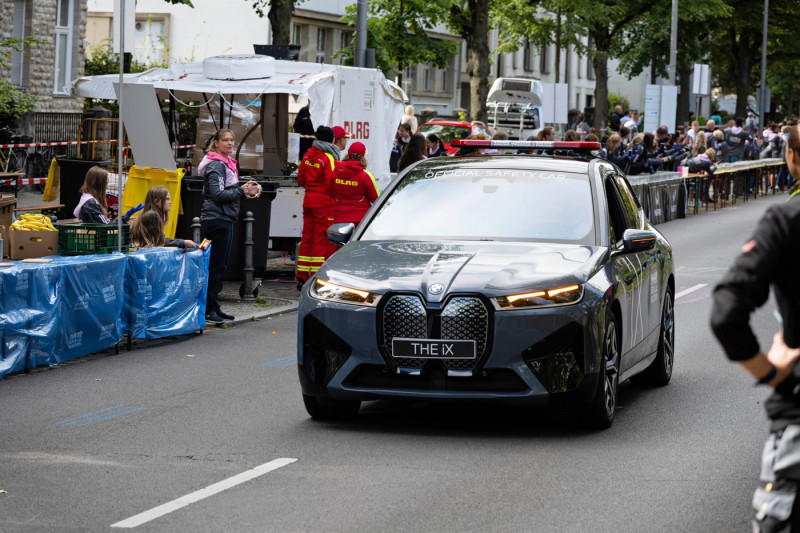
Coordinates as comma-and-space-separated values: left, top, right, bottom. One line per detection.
316, 241, 608, 303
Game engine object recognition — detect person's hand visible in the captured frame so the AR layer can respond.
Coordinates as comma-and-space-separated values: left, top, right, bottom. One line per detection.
766, 329, 800, 386
184, 240, 197, 249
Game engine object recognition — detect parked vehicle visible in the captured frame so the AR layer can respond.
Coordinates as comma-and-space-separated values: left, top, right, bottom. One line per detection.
486, 77, 544, 141
297, 139, 675, 429
416, 119, 492, 155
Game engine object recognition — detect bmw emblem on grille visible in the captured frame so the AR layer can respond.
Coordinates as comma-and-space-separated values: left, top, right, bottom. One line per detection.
428, 283, 444, 295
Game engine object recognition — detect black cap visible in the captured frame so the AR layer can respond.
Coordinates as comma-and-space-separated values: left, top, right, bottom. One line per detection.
314, 126, 334, 143
736, 116, 745, 127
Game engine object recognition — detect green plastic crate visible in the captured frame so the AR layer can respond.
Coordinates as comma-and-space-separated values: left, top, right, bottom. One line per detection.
57, 223, 130, 255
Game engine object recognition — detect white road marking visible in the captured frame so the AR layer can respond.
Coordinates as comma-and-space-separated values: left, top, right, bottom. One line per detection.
675, 284, 707, 300
111, 458, 297, 528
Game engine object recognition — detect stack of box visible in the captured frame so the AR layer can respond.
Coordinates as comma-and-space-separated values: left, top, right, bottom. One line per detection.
192, 98, 264, 172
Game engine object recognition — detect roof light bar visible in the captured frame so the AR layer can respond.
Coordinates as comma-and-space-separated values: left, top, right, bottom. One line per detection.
451, 139, 601, 150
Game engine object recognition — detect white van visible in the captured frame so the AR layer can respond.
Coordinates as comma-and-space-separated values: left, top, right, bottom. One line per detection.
486, 78, 544, 140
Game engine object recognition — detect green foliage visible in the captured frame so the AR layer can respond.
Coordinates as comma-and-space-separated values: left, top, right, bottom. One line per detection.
338, 0, 460, 76
0, 37, 41, 125
607, 93, 629, 114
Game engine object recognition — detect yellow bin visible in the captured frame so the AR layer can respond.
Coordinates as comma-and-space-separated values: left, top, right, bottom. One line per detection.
121, 166, 185, 239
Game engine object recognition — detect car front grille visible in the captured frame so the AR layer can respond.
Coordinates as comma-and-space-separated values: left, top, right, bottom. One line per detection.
380, 294, 491, 372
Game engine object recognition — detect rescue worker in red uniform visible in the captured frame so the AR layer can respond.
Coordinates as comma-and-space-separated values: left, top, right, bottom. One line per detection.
332, 142, 380, 226
296, 125, 349, 288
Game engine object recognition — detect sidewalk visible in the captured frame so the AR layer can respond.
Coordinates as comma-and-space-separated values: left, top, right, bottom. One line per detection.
213, 253, 300, 327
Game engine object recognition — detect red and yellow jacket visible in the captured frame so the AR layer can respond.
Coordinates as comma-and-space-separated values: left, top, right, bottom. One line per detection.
332, 159, 380, 224
297, 145, 336, 208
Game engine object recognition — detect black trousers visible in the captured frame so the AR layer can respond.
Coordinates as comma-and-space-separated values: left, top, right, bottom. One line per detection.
201, 217, 234, 313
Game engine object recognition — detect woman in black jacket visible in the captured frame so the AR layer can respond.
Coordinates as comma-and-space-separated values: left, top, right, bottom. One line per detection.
425, 133, 448, 158
198, 129, 257, 323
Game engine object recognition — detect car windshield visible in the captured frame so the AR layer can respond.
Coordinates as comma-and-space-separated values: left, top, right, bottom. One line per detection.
360, 164, 595, 243
417, 124, 472, 144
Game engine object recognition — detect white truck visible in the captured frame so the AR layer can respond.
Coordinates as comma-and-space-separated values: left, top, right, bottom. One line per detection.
486, 77, 544, 141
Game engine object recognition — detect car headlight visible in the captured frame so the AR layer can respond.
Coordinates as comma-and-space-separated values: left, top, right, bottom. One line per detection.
493, 284, 583, 310
310, 279, 381, 306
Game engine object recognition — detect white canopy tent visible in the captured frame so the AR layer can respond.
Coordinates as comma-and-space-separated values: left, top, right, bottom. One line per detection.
73, 56, 407, 185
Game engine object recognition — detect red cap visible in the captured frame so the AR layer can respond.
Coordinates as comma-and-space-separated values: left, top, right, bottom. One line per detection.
332, 126, 351, 139
348, 142, 367, 157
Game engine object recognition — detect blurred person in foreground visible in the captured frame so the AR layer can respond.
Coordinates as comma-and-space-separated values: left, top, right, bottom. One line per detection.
710, 122, 800, 532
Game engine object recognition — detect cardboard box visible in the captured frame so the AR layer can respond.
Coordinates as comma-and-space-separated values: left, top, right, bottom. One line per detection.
8, 229, 58, 260
0, 193, 16, 229
192, 98, 264, 171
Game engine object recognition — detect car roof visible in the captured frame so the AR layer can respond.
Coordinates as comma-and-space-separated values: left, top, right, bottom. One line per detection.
419, 119, 472, 127
411, 154, 591, 174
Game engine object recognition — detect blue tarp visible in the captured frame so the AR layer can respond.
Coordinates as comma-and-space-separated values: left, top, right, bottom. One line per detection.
0, 248, 210, 378
124, 248, 208, 339
0, 254, 127, 375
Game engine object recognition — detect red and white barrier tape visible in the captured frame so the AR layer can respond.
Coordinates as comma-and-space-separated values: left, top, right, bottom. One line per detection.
0, 140, 113, 149
0, 177, 48, 185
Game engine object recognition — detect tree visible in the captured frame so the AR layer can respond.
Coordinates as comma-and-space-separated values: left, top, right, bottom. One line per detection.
0, 37, 40, 126
615, 0, 731, 127
447, 0, 492, 122
338, 0, 459, 85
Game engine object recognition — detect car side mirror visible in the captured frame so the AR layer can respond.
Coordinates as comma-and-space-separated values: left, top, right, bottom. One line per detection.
327, 223, 355, 246
621, 228, 657, 253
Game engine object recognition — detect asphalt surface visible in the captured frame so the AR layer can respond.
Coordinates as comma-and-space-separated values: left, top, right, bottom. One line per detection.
0, 189, 791, 532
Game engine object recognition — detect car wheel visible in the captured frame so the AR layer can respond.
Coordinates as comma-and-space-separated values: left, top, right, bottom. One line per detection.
642, 290, 674, 386
302, 394, 361, 420
585, 315, 620, 429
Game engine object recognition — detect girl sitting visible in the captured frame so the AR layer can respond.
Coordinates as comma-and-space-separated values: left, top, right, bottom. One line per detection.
131, 186, 197, 249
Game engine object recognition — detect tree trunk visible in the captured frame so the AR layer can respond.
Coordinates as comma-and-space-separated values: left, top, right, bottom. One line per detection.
465, 0, 490, 122
677, 63, 691, 128
268, 0, 294, 46
591, 31, 611, 132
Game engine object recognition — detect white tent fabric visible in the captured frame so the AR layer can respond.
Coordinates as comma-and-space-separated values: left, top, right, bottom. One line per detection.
73, 56, 407, 186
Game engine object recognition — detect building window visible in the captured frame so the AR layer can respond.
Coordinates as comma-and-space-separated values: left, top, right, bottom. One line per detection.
339, 31, 351, 52
441, 69, 447, 92
539, 45, 549, 74
292, 25, 301, 46
11, 0, 28, 86
586, 94, 594, 109
586, 38, 595, 80
134, 16, 167, 65
523, 40, 532, 72
54, 0, 74, 95
422, 65, 430, 91
316, 28, 326, 64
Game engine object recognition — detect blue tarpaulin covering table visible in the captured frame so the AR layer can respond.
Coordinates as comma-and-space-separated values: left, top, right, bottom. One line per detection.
124, 248, 209, 339
0, 248, 209, 378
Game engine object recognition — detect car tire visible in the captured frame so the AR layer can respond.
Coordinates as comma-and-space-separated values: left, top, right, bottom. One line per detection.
302, 394, 361, 420
641, 290, 674, 386
585, 315, 620, 429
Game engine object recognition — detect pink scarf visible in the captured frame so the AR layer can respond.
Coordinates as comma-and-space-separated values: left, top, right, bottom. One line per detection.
204, 151, 238, 177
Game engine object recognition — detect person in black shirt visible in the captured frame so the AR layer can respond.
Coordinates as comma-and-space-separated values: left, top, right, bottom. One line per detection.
711, 122, 800, 532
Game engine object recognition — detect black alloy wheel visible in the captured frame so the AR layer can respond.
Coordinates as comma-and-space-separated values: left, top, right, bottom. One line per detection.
586, 315, 620, 429
642, 291, 674, 385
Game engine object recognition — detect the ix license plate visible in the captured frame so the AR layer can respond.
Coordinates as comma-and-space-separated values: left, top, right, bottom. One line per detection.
391, 338, 476, 359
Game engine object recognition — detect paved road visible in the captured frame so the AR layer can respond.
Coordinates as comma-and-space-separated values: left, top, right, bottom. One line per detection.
0, 194, 788, 532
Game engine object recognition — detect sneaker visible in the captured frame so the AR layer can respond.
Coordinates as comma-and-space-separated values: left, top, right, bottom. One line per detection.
216, 309, 235, 320
205, 311, 224, 324
296, 280, 305, 291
